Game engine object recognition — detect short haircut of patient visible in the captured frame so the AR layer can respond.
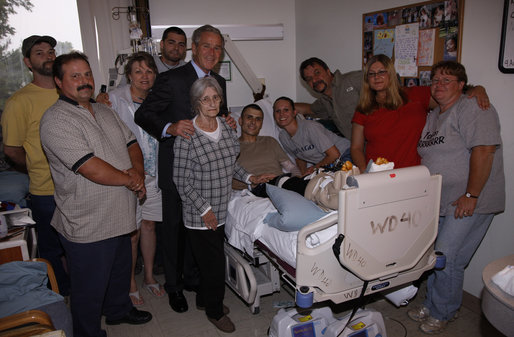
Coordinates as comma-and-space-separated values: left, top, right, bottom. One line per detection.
241, 103, 263, 119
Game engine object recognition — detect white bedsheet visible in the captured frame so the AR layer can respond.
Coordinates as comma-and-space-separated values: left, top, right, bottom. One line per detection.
225, 190, 337, 268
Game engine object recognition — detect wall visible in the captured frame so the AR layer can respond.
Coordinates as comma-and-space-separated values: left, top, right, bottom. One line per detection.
148, 0, 296, 108
295, 0, 514, 298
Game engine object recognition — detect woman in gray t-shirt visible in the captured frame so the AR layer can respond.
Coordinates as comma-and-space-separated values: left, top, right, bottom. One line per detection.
408, 61, 505, 335
273, 96, 351, 176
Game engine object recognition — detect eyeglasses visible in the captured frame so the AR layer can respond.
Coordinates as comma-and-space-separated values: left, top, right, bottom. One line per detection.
367, 70, 388, 78
431, 78, 459, 85
199, 95, 221, 106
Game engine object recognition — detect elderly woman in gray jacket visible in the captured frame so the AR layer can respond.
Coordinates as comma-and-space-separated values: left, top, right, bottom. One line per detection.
173, 77, 271, 333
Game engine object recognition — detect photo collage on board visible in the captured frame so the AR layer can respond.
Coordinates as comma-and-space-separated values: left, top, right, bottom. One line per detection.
363, 0, 460, 86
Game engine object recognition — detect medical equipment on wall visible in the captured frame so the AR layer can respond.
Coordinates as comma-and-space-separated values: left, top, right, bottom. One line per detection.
106, 50, 128, 92
107, 32, 267, 98
107, 43, 157, 91
107, 5, 155, 91
151, 24, 282, 99
128, 12, 143, 51
269, 307, 386, 337
222, 34, 265, 99
111, 5, 154, 54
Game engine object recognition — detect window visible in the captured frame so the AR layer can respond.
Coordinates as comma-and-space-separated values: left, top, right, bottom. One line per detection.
0, 0, 83, 110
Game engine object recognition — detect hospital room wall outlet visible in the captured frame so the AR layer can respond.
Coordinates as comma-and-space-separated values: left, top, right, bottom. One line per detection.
269, 307, 387, 337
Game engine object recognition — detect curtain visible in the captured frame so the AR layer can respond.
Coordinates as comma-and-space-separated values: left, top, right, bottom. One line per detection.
76, 0, 132, 92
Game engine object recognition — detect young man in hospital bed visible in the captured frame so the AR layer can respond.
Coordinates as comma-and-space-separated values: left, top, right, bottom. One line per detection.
231, 100, 356, 203
232, 103, 309, 197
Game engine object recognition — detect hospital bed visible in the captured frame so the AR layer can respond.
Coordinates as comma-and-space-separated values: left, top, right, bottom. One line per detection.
224, 165, 442, 314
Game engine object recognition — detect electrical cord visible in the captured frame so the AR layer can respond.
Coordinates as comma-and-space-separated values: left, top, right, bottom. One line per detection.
384, 316, 408, 337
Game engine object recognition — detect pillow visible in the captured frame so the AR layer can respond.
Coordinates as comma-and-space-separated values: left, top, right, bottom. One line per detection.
263, 184, 328, 232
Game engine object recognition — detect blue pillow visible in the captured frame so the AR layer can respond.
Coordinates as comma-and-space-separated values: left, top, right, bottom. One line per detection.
263, 184, 328, 232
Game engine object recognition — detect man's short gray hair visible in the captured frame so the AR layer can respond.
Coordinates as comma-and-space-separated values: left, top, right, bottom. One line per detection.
190, 77, 224, 115
191, 25, 224, 48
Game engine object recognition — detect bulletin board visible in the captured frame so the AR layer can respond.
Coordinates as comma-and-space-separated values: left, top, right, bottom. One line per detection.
362, 0, 464, 86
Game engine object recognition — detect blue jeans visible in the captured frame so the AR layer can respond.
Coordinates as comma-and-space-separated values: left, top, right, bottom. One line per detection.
28, 194, 70, 296
0, 171, 29, 207
424, 213, 494, 321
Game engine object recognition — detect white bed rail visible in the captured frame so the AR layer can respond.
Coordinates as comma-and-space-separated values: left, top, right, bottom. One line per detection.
224, 244, 258, 305
295, 166, 442, 305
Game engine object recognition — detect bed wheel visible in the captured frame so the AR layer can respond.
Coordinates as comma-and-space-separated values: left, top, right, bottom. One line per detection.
252, 306, 260, 314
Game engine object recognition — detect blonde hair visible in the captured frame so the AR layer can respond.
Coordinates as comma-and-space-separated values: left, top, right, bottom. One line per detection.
356, 54, 406, 115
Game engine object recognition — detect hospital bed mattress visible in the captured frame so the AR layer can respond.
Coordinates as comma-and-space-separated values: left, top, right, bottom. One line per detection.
225, 189, 337, 269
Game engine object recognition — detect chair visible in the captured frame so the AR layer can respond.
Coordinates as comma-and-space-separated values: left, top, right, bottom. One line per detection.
0, 310, 55, 336
0, 258, 59, 337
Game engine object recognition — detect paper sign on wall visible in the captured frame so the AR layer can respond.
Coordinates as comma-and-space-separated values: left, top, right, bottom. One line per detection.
418, 29, 435, 66
374, 29, 395, 58
394, 23, 419, 77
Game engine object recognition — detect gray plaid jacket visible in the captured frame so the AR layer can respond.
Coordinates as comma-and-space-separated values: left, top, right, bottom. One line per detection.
173, 118, 250, 229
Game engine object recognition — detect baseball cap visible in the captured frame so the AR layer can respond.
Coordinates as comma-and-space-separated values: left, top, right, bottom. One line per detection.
22, 35, 57, 58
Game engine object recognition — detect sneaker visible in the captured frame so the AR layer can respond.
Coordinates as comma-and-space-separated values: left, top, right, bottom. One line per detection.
407, 305, 430, 322
419, 316, 448, 335
208, 315, 235, 333
408, 305, 460, 323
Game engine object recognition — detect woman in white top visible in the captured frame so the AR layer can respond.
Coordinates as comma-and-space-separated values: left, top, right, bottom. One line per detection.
107, 52, 165, 305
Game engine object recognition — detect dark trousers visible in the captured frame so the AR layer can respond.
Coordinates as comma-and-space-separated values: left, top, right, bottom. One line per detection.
159, 185, 199, 292
60, 233, 132, 337
187, 227, 226, 320
28, 194, 70, 295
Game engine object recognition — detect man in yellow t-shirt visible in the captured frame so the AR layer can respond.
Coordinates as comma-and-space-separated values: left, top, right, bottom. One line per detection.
1, 35, 69, 295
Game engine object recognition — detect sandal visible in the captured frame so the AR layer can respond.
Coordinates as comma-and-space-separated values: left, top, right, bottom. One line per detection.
129, 290, 144, 306
142, 282, 165, 298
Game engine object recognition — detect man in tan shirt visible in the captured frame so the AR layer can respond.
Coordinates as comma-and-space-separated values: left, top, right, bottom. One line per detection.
40, 52, 151, 337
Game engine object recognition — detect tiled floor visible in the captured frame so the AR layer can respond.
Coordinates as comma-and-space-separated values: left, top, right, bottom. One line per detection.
102, 273, 506, 337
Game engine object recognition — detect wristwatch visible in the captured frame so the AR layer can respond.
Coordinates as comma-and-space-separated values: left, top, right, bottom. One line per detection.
465, 192, 478, 199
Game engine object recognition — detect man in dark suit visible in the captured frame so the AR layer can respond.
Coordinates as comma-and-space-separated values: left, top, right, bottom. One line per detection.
135, 25, 228, 313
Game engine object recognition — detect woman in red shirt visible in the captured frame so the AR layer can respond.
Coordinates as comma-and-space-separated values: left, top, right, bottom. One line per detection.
351, 54, 488, 172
